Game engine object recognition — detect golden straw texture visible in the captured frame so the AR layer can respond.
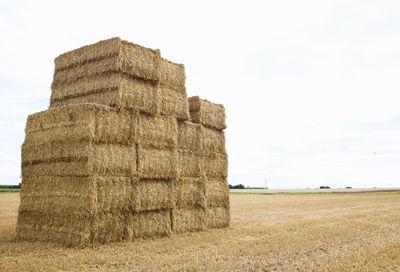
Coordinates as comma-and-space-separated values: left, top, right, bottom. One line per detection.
16, 38, 230, 247
188, 96, 227, 130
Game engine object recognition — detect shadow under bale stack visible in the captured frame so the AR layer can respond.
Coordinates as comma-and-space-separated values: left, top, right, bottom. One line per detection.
16, 37, 229, 247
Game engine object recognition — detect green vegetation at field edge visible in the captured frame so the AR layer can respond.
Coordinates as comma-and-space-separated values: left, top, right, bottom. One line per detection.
229, 191, 400, 196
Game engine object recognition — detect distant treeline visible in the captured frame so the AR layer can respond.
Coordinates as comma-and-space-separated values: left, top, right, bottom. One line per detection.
229, 184, 245, 189
0, 184, 21, 189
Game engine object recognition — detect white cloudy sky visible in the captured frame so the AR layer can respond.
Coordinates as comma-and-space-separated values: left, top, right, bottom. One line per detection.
1, 0, 400, 188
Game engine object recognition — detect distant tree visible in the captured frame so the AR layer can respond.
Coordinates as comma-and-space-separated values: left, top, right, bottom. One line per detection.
231, 184, 245, 189
319, 186, 330, 189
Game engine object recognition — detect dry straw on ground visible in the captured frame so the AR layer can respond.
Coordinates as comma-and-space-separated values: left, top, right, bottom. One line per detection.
16, 37, 230, 247
4, 193, 400, 271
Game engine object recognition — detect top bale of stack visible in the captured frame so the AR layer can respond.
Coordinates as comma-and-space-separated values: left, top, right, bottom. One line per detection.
51, 37, 188, 117
188, 96, 226, 130
53, 37, 185, 89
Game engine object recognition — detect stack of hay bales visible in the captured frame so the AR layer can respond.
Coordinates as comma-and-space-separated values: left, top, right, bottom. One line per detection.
16, 37, 229, 247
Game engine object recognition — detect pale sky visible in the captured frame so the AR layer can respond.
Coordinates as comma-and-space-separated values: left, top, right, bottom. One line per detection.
1, 0, 400, 188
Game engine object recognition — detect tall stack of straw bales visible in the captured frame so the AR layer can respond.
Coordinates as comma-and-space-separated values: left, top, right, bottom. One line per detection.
16, 38, 230, 247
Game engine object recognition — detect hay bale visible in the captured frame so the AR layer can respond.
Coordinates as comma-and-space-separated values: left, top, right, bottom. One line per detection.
130, 179, 174, 212
201, 152, 228, 178
188, 96, 226, 130
18, 176, 97, 214
178, 122, 226, 154
159, 57, 186, 91
54, 38, 183, 91
172, 178, 206, 208
16, 210, 93, 247
54, 37, 161, 83
159, 86, 190, 120
95, 177, 133, 212
54, 37, 121, 70
92, 211, 128, 244
138, 114, 177, 149
171, 208, 206, 233
52, 38, 189, 118
24, 103, 136, 146
205, 207, 230, 229
125, 210, 172, 239
178, 121, 202, 151
205, 179, 230, 208
22, 143, 136, 178
51, 73, 159, 115
16, 222, 89, 247
201, 126, 226, 154
137, 147, 177, 179
177, 150, 202, 178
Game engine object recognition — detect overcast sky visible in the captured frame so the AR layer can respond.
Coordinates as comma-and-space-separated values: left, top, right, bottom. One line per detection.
1, 0, 400, 188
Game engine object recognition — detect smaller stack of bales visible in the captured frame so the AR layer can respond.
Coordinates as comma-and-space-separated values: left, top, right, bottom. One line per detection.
16, 37, 229, 247
187, 96, 229, 229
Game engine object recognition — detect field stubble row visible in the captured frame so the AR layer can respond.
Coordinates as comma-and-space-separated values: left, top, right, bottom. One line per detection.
0, 193, 399, 271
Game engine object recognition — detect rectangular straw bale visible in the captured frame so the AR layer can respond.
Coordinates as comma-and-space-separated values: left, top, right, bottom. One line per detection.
21, 141, 89, 163
15, 223, 89, 247
54, 37, 121, 70
177, 150, 202, 178
205, 207, 230, 229
201, 152, 228, 178
54, 37, 161, 83
138, 114, 177, 149
19, 176, 97, 214
172, 178, 205, 208
159, 85, 189, 120
177, 121, 202, 151
130, 179, 174, 212
188, 96, 227, 130
201, 126, 226, 154
205, 179, 230, 208
24, 104, 135, 146
53, 55, 121, 85
137, 147, 177, 179
125, 210, 172, 239
24, 104, 96, 141
22, 143, 136, 178
95, 177, 133, 212
16, 209, 93, 247
171, 208, 206, 233
50, 73, 159, 115
95, 108, 137, 145
92, 211, 127, 244
159, 58, 186, 91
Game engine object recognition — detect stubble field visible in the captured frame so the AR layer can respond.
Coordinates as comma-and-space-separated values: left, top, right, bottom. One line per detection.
1, 192, 399, 271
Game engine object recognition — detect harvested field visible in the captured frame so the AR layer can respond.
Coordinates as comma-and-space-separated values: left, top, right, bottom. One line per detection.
1, 192, 400, 271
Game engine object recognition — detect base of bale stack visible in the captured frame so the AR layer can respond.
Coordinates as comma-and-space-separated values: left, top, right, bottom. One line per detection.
171, 208, 206, 233
205, 179, 230, 208
205, 207, 230, 229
